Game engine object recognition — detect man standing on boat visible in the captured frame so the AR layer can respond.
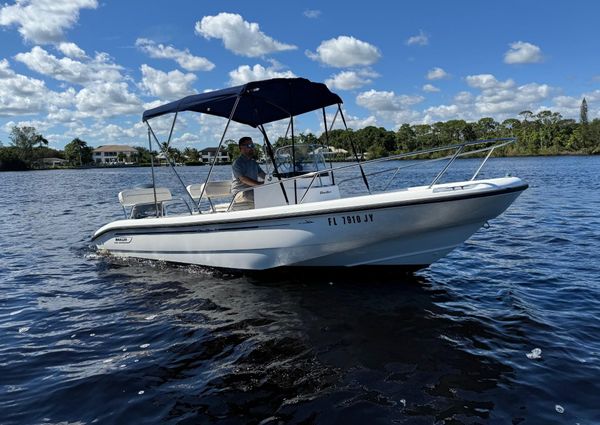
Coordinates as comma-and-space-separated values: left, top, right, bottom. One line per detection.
231, 136, 265, 209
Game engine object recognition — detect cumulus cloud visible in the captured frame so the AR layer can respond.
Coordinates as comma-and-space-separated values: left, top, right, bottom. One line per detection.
504, 41, 543, 64
341, 113, 378, 130
423, 104, 461, 122
195, 12, 296, 57
303, 9, 321, 18
454, 91, 473, 104
0, 59, 49, 116
465, 73, 552, 116
228, 63, 295, 86
426, 67, 449, 80
307, 36, 381, 67
422, 84, 440, 93
325, 70, 378, 90
135, 38, 215, 72
465, 74, 514, 90
57, 42, 86, 59
74, 82, 142, 118
406, 30, 429, 46
15, 46, 124, 86
356, 89, 424, 111
0, 0, 98, 44
140, 64, 197, 100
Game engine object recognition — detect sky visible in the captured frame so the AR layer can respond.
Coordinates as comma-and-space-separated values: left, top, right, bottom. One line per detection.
0, 0, 599, 150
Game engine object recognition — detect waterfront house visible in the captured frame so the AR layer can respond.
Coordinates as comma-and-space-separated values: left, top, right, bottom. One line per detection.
39, 157, 68, 168
93, 145, 138, 164
200, 147, 230, 163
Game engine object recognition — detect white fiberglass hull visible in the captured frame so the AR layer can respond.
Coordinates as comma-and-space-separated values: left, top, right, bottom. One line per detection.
92, 177, 527, 271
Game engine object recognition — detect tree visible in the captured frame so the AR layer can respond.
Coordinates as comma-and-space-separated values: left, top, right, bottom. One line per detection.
396, 124, 417, 152
64, 138, 92, 165
580, 98, 589, 125
135, 146, 154, 163
580, 98, 590, 151
519, 110, 533, 122
226, 140, 241, 162
9, 126, 48, 167
183, 147, 200, 163
0, 146, 28, 171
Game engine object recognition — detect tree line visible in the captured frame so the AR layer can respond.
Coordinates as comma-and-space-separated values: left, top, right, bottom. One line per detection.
2, 103, 599, 171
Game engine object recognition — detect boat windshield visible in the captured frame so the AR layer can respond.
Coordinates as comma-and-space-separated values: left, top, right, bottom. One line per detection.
270, 144, 329, 178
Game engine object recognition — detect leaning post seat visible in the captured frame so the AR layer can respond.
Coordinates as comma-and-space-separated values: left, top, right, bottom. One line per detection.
118, 187, 172, 218
186, 181, 232, 212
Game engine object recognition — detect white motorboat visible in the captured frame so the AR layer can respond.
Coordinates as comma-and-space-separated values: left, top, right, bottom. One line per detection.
93, 78, 527, 272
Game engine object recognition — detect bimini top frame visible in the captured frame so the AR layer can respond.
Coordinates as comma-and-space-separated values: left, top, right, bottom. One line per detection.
141, 78, 370, 215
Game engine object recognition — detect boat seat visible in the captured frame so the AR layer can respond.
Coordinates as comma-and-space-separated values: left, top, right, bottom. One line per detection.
186, 181, 232, 212
118, 187, 172, 218
119, 187, 172, 207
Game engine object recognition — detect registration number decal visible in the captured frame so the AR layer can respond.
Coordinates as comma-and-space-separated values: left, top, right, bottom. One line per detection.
328, 213, 374, 226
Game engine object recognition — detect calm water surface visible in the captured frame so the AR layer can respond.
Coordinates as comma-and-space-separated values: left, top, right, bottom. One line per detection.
1, 156, 599, 424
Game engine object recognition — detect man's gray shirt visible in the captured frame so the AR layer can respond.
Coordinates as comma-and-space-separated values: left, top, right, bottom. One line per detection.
231, 155, 265, 194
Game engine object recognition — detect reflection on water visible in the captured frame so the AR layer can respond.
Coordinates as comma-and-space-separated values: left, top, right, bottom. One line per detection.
1, 157, 600, 423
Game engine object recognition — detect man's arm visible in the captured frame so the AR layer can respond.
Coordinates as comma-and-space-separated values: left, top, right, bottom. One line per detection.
239, 176, 263, 186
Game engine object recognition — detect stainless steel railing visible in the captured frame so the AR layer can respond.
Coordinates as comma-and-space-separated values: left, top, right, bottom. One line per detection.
193, 137, 516, 213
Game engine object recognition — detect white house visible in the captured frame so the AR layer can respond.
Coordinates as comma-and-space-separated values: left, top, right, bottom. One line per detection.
93, 145, 138, 164
200, 147, 230, 163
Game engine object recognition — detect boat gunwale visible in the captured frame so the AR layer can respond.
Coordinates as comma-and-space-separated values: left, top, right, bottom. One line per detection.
92, 180, 528, 241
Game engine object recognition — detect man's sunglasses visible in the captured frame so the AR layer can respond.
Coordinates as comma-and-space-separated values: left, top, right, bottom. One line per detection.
242, 143, 255, 148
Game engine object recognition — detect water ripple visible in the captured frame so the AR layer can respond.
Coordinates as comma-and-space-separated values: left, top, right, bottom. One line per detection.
1, 159, 600, 424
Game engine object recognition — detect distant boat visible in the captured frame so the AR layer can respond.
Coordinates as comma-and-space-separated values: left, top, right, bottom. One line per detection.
93, 78, 527, 272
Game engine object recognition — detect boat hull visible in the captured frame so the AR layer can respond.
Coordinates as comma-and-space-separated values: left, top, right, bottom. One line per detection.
93, 177, 527, 271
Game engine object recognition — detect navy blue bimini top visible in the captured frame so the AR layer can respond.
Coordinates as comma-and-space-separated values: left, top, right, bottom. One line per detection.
142, 78, 343, 127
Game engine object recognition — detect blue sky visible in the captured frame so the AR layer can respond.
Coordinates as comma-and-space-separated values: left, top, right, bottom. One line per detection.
0, 0, 599, 150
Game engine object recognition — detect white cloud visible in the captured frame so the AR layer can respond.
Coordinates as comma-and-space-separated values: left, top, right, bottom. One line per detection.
0, 58, 53, 116
303, 9, 321, 19
195, 12, 296, 57
406, 30, 429, 46
15, 46, 124, 86
356, 89, 424, 111
422, 84, 440, 93
325, 70, 378, 90
426, 67, 449, 80
504, 41, 543, 64
341, 113, 378, 130
465, 74, 514, 90
140, 64, 197, 100
454, 91, 473, 104
74, 82, 142, 118
57, 42, 86, 59
354, 89, 424, 127
135, 38, 215, 72
228, 63, 295, 86
423, 104, 462, 122
307, 36, 381, 67
464, 74, 552, 117
2, 118, 52, 133
552, 90, 600, 118
0, 0, 98, 44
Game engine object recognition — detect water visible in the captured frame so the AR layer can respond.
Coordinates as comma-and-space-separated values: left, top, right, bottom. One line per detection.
1, 156, 600, 424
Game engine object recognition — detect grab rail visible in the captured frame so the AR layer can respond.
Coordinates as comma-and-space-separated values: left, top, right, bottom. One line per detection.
193, 138, 516, 213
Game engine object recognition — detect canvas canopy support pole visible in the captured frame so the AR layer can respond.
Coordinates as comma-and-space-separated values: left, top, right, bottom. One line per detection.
146, 124, 160, 218
258, 125, 289, 205
322, 107, 335, 184
339, 105, 370, 193
328, 107, 339, 132
197, 94, 242, 212
147, 118, 197, 211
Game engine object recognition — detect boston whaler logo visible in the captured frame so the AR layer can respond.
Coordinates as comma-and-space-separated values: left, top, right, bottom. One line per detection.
114, 236, 132, 244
